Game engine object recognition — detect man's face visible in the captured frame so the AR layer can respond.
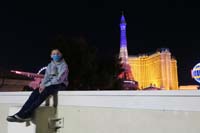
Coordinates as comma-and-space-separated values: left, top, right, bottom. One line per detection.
51, 49, 62, 57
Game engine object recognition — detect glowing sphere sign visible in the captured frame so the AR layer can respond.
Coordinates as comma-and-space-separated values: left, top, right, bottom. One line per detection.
191, 63, 200, 84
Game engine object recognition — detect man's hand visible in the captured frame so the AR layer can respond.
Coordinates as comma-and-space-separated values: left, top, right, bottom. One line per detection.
39, 85, 45, 93
29, 78, 42, 90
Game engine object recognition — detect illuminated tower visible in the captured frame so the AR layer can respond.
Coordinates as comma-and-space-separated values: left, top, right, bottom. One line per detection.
118, 13, 138, 89
119, 13, 129, 65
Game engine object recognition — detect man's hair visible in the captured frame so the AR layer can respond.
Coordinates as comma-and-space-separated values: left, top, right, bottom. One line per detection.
51, 48, 63, 54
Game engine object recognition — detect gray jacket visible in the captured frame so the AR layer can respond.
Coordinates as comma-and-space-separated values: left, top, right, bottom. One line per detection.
40, 59, 69, 88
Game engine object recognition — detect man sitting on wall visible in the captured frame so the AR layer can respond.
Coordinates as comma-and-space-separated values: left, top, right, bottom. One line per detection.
7, 48, 69, 122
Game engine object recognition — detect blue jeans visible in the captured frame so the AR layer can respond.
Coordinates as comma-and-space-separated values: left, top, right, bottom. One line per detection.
16, 84, 66, 118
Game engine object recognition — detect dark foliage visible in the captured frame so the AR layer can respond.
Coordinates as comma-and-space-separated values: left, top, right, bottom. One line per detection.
50, 35, 123, 90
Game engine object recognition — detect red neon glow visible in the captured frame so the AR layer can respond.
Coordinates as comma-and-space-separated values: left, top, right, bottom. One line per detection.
15, 71, 22, 74
11, 70, 22, 74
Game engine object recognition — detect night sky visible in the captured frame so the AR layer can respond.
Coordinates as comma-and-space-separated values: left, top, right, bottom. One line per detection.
1, 1, 200, 85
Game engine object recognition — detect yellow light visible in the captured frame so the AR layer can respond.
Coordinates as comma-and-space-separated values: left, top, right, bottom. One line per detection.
128, 50, 178, 90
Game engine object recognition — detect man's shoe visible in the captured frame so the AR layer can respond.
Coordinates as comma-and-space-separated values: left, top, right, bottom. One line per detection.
15, 115, 31, 122
6, 115, 23, 123
7, 115, 31, 123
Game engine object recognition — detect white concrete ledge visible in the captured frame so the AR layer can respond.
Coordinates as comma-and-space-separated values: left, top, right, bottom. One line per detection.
1, 90, 200, 111
1, 90, 200, 133
57, 90, 200, 111
58, 90, 200, 96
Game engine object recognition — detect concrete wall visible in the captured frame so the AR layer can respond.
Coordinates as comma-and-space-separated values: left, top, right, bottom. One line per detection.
1, 90, 200, 133
58, 106, 200, 133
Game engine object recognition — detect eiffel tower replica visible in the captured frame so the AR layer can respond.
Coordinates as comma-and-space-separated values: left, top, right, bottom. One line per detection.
118, 12, 138, 90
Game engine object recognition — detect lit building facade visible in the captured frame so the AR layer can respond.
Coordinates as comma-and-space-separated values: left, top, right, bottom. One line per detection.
128, 48, 179, 90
